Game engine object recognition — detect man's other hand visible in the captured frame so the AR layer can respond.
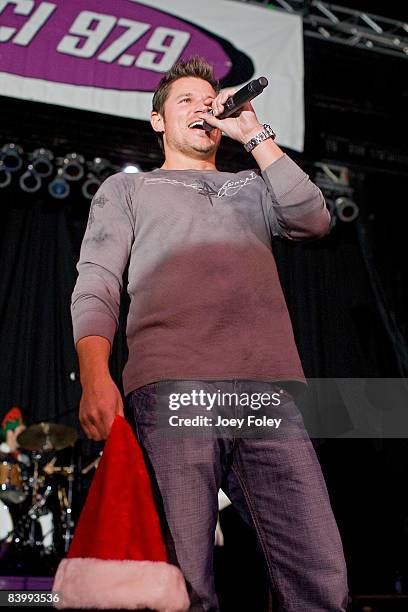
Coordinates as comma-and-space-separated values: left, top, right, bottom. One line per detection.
79, 374, 124, 441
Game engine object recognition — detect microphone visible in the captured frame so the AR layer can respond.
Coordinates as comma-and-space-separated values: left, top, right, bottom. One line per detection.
203, 77, 268, 130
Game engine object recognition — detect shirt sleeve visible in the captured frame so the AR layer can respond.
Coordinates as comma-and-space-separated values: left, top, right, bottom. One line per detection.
71, 173, 135, 349
261, 153, 331, 241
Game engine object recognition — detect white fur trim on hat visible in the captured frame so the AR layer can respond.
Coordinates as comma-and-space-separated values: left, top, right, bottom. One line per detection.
52, 557, 190, 611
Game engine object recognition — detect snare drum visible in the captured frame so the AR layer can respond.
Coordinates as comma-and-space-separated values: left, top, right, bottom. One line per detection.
0, 455, 27, 504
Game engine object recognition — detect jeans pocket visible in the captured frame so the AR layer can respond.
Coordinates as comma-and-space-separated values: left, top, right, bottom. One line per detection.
130, 387, 160, 429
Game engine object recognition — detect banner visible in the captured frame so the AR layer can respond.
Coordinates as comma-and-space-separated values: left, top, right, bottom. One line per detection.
0, 0, 304, 151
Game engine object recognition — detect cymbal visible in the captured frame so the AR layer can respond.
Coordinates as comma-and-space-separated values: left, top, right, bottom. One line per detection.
17, 422, 78, 451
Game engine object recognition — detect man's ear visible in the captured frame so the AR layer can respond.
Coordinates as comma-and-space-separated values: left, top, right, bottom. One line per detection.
151, 111, 164, 134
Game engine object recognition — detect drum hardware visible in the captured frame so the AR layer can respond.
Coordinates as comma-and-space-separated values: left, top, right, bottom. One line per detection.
26, 484, 53, 549
1, 421, 80, 560
3, 473, 60, 557
44, 463, 74, 477
42, 456, 58, 475
30, 453, 41, 505
57, 472, 75, 553
81, 451, 102, 474
28, 484, 52, 519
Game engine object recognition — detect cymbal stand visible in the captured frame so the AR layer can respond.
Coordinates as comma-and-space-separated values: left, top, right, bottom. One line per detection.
58, 466, 75, 553
27, 485, 52, 548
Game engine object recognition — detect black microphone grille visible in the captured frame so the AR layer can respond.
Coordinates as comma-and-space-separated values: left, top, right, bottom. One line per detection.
249, 77, 269, 94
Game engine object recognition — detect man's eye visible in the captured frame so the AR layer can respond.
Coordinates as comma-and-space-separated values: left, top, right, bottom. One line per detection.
180, 97, 191, 103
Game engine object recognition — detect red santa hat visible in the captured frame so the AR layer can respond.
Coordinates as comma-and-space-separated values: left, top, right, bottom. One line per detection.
52, 415, 189, 611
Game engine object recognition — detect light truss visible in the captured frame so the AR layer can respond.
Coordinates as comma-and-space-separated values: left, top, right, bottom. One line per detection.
313, 161, 352, 194
304, 2, 408, 59
312, 161, 359, 224
233, 1, 408, 59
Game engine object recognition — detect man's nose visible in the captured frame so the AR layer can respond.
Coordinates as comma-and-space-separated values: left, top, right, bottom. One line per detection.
195, 100, 211, 114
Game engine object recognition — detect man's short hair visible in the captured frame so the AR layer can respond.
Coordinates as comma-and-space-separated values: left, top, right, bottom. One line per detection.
152, 56, 220, 152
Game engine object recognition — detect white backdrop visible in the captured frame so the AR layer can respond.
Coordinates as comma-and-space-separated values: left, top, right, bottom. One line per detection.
0, 0, 304, 151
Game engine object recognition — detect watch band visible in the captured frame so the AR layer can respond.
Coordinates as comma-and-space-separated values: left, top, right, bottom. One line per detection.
244, 124, 276, 153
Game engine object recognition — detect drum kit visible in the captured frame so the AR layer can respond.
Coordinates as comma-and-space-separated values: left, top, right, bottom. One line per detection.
0, 421, 83, 564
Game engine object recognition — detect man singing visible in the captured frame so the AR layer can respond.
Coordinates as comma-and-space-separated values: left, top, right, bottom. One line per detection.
72, 57, 348, 611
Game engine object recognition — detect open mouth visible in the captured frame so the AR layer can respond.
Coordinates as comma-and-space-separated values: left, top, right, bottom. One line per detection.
188, 120, 206, 130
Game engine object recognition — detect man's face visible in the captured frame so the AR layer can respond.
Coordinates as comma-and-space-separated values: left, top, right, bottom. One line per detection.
153, 77, 222, 159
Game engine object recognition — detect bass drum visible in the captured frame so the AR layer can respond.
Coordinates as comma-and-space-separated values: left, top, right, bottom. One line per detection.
0, 502, 13, 559
0, 502, 13, 542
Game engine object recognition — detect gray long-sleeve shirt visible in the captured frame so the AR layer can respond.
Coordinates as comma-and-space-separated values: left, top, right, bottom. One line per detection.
71, 153, 330, 395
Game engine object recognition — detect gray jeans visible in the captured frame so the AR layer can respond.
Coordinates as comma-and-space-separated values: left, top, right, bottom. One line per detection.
127, 380, 348, 612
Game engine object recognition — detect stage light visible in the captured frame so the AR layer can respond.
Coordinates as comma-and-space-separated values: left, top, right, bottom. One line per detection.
82, 174, 101, 200
48, 168, 70, 199
1, 143, 23, 172
61, 153, 85, 182
19, 165, 42, 193
89, 157, 114, 180
334, 197, 359, 222
123, 164, 142, 173
0, 161, 12, 188
0, 143, 122, 199
31, 148, 54, 178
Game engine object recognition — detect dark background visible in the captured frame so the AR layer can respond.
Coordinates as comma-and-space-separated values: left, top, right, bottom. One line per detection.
1, 0, 408, 606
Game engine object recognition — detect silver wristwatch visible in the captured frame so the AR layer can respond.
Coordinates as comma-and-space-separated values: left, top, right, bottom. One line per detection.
244, 124, 276, 153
